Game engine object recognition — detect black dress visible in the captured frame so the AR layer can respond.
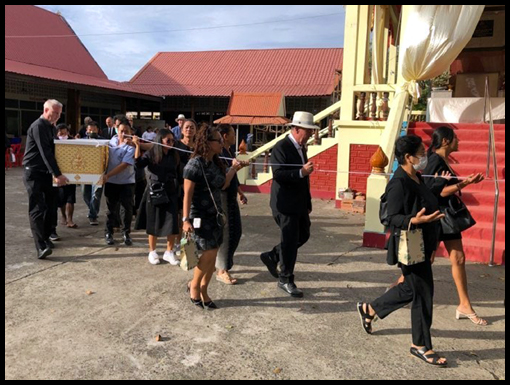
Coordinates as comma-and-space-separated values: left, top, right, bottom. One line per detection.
134, 150, 180, 237
183, 157, 226, 251
423, 153, 463, 241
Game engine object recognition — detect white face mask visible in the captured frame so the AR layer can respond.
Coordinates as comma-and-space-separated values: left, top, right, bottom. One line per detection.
413, 155, 428, 172
58, 136, 68, 141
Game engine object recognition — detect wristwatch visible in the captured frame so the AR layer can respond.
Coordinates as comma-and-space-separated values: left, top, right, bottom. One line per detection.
182, 217, 191, 223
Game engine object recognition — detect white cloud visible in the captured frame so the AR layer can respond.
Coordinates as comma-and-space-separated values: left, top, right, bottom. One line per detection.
36, 5, 345, 81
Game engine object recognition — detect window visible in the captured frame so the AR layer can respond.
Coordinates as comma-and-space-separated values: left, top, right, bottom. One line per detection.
5, 110, 20, 136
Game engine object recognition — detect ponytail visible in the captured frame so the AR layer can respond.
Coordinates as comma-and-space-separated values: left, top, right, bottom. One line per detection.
428, 126, 455, 156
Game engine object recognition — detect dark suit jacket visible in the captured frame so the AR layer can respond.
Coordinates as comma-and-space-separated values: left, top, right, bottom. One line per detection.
102, 127, 116, 140
270, 136, 312, 216
384, 167, 446, 265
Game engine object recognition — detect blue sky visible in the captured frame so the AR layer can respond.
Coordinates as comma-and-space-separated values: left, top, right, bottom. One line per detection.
36, 5, 346, 81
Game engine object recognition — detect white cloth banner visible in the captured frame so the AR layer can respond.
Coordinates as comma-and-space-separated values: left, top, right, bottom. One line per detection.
399, 5, 485, 101
429, 98, 506, 123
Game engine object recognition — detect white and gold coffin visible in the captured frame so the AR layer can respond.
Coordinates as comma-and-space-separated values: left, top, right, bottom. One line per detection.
54, 139, 110, 184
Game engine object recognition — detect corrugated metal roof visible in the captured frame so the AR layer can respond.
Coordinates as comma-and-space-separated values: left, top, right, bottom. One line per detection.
214, 116, 290, 125
214, 92, 290, 126
5, 5, 157, 97
228, 93, 285, 117
5, 5, 107, 79
5, 59, 156, 97
129, 49, 343, 97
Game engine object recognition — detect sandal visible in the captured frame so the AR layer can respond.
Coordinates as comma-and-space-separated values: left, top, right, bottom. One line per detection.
67, 222, 78, 229
216, 271, 238, 285
456, 309, 488, 326
410, 347, 448, 367
357, 302, 376, 335
186, 282, 203, 309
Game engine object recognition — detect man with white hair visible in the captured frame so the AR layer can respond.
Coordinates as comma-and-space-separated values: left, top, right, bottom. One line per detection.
260, 111, 317, 298
23, 99, 69, 259
172, 114, 186, 141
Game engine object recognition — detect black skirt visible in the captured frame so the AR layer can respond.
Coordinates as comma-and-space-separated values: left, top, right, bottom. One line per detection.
135, 186, 179, 237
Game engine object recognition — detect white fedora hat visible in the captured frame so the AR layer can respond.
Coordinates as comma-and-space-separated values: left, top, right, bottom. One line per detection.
287, 111, 319, 130
175, 114, 186, 122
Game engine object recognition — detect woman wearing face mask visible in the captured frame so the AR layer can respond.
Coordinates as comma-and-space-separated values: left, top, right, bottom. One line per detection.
423, 126, 487, 326
357, 135, 449, 367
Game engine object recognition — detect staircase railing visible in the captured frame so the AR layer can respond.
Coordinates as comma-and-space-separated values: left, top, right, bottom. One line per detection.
484, 77, 501, 267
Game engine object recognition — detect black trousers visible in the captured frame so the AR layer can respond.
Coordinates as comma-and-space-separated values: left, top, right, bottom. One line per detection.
104, 183, 135, 235
23, 169, 58, 251
271, 212, 311, 283
371, 254, 434, 351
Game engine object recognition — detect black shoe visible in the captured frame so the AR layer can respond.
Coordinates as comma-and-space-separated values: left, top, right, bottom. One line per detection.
278, 281, 304, 298
260, 252, 279, 279
45, 239, 55, 249
123, 233, 133, 246
37, 247, 53, 260
49, 233, 60, 241
203, 301, 218, 311
105, 233, 115, 245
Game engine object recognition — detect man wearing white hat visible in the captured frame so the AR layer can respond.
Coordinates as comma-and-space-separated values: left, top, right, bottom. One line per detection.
260, 111, 318, 298
172, 114, 186, 141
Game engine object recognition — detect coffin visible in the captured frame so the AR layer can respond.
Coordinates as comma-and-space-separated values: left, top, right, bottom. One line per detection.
54, 139, 110, 185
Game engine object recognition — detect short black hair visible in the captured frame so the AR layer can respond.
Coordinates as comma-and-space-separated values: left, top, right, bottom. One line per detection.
395, 135, 423, 165
56, 123, 68, 131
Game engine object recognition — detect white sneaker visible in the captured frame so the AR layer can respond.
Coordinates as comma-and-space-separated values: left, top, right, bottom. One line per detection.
148, 251, 161, 265
163, 250, 180, 266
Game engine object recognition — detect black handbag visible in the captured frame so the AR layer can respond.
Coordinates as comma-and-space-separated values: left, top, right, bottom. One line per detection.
440, 195, 476, 234
149, 182, 169, 206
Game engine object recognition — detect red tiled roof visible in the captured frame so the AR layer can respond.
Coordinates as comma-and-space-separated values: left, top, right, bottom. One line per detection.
5, 5, 156, 97
228, 93, 286, 117
129, 49, 343, 97
5, 59, 156, 97
214, 92, 290, 125
214, 116, 290, 126
214, 93, 290, 126
5, 5, 107, 79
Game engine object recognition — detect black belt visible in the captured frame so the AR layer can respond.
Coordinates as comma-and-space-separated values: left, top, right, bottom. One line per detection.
24, 167, 51, 174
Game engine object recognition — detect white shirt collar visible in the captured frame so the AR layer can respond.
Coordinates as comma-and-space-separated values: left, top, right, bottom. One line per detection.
288, 132, 302, 152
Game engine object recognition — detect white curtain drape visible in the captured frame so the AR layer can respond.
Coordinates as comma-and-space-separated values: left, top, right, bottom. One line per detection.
399, 5, 485, 101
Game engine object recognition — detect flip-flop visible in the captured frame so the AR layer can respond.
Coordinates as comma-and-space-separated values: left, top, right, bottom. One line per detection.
67, 223, 78, 229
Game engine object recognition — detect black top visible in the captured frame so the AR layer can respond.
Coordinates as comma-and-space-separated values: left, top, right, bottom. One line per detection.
136, 149, 180, 194
423, 153, 460, 207
22, 117, 61, 176
183, 157, 225, 219
175, 140, 193, 184
270, 136, 312, 215
221, 147, 240, 199
384, 167, 447, 265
